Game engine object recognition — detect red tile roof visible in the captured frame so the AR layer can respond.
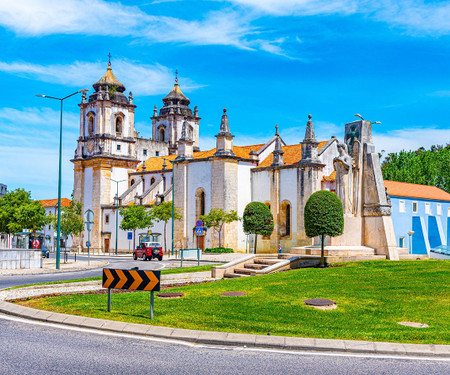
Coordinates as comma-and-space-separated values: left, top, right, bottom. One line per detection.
39, 198, 71, 208
137, 144, 264, 172
384, 180, 450, 202
257, 141, 328, 168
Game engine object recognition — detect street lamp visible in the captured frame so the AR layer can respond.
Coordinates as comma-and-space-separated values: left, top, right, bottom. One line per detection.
37, 89, 89, 269
158, 156, 184, 256
354, 114, 381, 124
108, 178, 126, 256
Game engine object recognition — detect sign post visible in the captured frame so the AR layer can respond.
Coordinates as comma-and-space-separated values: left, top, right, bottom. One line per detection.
103, 268, 161, 319
84, 209, 94, 266
127, 232, 132, 253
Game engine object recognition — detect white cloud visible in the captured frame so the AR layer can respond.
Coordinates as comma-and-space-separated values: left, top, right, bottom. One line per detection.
373, 127, 450, 155
227, 0, 358, 16
0, 60, 201, 96
0, 0, 144, 37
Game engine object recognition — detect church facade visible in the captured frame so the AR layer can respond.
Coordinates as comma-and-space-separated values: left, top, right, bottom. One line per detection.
72, 62, 398, 259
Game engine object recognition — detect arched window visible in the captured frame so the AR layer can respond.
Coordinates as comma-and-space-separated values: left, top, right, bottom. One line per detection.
116, 117, 123, 137
279, 201, 291, 238
130, 179, 135, 186
150, 177, 156, 185
87, 115, 94, 136
159, 128, 165, 141
195, 189, 206, 219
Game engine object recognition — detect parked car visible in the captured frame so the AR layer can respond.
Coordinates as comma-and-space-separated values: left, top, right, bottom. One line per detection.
133, 241, 163, 261
42, 248, 50, 258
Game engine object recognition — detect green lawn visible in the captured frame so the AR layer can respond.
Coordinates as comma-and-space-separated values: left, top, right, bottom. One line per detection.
17, 260, 450, 344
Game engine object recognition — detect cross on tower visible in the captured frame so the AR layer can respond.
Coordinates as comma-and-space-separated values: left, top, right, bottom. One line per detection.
108, 52, 112, 65
175, 69, 178, 84
275, 124, 279, 135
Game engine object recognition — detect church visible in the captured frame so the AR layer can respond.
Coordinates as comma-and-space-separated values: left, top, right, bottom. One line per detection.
72, 61, 398, 260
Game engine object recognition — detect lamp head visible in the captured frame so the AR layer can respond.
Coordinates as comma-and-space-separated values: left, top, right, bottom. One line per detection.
354, 113, 363, 120
36, 95, 46, 98
78, 89, 89, 93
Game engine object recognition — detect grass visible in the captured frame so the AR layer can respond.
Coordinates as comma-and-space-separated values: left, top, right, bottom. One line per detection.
5, 264, 220, 290
16, 260, 450, 344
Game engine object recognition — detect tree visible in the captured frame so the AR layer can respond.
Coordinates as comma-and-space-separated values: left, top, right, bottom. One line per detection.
151, 201, 182, 253
304, 190, 344, 267
243, 202, 274, 253
0, 188, 34, 237
49, 199, 84, 252
17, 200, 49, 243
200, 208, 240, 248
0, 189, 49, 248
119, 205, 153, 250
381, 144, 450, 193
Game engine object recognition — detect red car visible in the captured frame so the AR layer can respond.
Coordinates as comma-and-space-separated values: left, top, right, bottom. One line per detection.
133, 242, 163, 261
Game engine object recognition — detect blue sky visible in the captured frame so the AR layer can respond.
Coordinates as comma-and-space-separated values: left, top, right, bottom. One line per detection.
0, 0, 449, 200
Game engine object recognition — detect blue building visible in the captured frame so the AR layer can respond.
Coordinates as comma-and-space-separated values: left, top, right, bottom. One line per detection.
385, 180, 450, 256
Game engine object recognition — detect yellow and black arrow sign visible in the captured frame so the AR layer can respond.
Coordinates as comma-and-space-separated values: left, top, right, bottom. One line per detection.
102, 268, 161, 291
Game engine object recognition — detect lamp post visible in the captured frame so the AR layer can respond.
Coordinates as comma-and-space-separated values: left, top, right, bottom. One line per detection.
108, 178, 126, 256
408, 230, 415, 255
37, 89, 89, 269
354, 114, 381, 124
158, 157, 184, 256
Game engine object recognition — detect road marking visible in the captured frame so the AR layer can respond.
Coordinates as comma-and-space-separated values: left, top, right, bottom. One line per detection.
0, 314, 447, 362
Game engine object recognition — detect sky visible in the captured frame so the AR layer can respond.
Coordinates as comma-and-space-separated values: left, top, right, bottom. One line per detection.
0, 0, 449, 200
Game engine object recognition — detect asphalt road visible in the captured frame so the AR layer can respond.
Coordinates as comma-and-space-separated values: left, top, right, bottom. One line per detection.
0, 255, 202, 289
0, 315, 448, 375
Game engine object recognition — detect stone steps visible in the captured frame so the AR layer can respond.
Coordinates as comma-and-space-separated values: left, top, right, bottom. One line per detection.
254, 258, 281, 265
244, 263, 267, 270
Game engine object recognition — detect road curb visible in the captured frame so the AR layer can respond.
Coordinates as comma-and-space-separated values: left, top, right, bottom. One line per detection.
0, 300, 448, 358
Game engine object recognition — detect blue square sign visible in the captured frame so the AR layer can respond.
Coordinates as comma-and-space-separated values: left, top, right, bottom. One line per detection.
127, 232, 133, 240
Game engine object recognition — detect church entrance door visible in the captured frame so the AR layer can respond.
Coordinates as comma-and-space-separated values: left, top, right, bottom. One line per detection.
197, 235, 205, 251
104, 238, 110, 255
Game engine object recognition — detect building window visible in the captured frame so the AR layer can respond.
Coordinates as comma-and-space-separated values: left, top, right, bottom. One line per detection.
412, 201, 418, 213
195, 188, 206, 219
117, 145, 121, 151
130, 179, 135, 186
105, 215, 109, 224
399, 200, 406, 213
115, 117, 122, 137
155, 151, 159, 157
150, 177, 156, 185
87, 115, 94, 136
399, 237, 405, 248
437, 203, 442, 215
48, 225, 51, 230
279, 201, 291, 238
143, 149, 147, 156
425, 202, 431, 215
159, 128, 165, 141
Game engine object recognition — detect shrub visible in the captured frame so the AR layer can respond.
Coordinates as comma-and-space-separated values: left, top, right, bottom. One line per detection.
243, 201, 274, 253
304, 190, 344, 267
204, 247, 234, 253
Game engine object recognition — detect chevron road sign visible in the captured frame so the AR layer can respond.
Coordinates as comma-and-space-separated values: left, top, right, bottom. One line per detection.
102, 268, 161, 291
103, 268, 161, 319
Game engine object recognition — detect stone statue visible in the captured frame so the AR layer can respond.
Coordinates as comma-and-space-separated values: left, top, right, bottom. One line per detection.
333, 142, 353, 214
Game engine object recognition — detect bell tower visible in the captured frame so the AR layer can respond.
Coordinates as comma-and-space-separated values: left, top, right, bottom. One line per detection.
72, 58, 140, 252
151, 72, 201, 154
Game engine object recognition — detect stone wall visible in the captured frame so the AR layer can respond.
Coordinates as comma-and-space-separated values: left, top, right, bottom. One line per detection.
0, 249, 41, 269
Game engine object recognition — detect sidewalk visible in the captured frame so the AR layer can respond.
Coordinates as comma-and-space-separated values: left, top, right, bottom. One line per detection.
0, 272, 448, 358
